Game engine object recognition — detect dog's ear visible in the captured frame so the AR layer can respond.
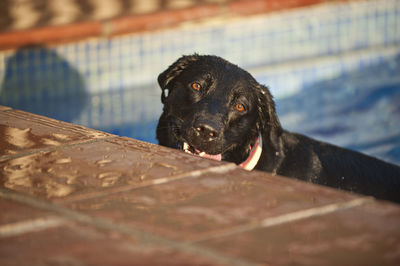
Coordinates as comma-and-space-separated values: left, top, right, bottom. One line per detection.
158, 54, 200, 104
256, 84, 282, 136
256, 83, 285, 173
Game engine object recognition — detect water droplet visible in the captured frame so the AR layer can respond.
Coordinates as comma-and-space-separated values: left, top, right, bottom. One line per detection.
89, 132, 108, 138
95, 159, 113, 165
5, 127, 35, 148
42, 138, 61, 146
45, 182, 74, 197
98, 172, 121, 179
55, 157, 72, 164
51, 133, 72, 140
98, 172, 121, 187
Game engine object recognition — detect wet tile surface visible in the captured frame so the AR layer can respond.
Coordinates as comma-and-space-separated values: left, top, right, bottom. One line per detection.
0, 110, 114, 157
65, 168, 361, 241
0, 136, 225, 201
200, 201, 400, 266
0, 199, 54, 226
0, 223, 222, 266
0, 105, 11, 111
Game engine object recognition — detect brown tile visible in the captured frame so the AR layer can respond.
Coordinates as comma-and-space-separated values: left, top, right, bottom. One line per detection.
65, 167, 361, 242
0, 199, 55, 226
0, 106, 11, 111
0, 223, 223, 266
200, 200, 400, 266
0, 110, 114, 157
0, 137, 225, 201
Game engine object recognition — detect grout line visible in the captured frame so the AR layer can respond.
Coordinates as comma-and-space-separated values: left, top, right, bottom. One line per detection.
0, 136, 118, 162
259, 197, 374, 227
56, 163, 237, 204
0, 216, 67, 238
0, 188, 256, 266
190, 196, 375, 243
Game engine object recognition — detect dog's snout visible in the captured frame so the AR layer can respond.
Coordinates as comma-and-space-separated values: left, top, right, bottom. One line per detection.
194, 122, 219, 140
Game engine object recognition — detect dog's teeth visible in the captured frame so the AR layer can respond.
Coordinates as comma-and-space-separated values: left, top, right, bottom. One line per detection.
183, 142, 194, 154
199, 152, 206, 156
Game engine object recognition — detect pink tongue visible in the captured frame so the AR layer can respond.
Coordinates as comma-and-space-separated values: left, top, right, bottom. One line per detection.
196, 149, 222, 161
200, 153, 222, 161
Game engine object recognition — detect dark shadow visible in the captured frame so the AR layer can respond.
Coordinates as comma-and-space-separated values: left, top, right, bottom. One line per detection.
276, 54, 400, 165
0, 45, 88, 122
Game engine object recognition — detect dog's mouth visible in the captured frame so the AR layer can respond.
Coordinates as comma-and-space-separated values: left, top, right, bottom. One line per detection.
183, 142, 222, 161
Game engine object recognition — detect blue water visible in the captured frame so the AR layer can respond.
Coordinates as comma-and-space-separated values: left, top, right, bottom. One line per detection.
276, 55, 400, 165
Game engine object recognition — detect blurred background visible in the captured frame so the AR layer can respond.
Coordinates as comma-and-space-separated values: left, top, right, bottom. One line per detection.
0, 0, 399, 165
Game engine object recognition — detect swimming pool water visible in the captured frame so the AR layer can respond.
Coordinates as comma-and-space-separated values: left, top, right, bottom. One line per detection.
276, 55, 400, 166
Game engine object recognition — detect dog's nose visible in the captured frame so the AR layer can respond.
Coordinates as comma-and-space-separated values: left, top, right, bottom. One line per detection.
194, 123, 218, 140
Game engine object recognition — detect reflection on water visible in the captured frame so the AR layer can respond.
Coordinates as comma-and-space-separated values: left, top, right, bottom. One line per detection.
4, 127, 35, 149
0, 126, 79, 198
277, 55, 400, 165
2, 153, 76, 198
0, 124, 73, 155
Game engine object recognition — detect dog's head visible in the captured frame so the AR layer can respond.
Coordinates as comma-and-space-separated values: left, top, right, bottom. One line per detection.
157, 54, 282, 166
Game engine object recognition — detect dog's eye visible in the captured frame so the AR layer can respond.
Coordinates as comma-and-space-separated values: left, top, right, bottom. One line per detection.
191, 82, 201, 91
235, 103, 246, 112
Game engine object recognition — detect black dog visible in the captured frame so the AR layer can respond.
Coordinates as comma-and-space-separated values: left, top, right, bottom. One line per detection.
157, 54, 400, 203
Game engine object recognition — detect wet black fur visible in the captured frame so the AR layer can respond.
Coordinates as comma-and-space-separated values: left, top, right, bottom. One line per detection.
157, 54, 400, 203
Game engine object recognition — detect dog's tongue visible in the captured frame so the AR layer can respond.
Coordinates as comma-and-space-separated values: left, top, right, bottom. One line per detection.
183, 143, 222, 161
196, 149, 222, 161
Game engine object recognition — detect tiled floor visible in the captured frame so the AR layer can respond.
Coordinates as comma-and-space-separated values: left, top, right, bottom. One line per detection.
1, 105, 399, 265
